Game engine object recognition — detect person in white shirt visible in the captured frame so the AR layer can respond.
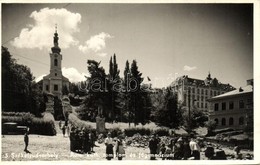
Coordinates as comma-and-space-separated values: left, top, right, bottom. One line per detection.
105, 132, 114, 160
189, 136, 200, 160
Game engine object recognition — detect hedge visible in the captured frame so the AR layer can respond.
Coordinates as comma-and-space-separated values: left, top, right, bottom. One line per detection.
68, 113, 93, 131
124, 128, 151, 137
2, 112, 56, 136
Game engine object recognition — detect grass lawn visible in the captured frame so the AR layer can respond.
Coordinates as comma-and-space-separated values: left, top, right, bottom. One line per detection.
1, 133, 151, 161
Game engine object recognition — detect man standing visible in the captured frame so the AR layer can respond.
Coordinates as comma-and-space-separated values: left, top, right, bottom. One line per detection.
24, 132, 29, 152
189, 135, 200, 160
149, 135, 158, 160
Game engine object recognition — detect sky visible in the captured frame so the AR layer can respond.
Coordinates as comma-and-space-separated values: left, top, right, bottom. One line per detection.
1, 3, 254, 88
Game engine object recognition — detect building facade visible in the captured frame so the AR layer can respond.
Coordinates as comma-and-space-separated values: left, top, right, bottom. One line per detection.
208, 79, 253, 130
42, 28, 70, 99
170, 73, 235, 112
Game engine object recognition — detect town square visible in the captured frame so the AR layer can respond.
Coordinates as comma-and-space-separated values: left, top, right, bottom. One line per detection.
1, 2, 258, 164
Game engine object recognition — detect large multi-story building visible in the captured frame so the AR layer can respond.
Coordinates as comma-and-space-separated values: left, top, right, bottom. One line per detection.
208, 79, 253, 130
170, 73, 235, 112
40, 27, 70, 99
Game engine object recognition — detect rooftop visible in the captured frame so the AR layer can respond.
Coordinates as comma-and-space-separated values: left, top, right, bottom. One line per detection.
209, 84, 253, 100
170, 74, 235, 91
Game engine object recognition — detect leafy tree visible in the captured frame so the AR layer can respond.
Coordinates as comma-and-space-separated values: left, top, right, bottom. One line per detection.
62, 85, 69, 95
182, 106, 208, 130
205, 120, 217, 136
154, 88, 183, 128
2, 46, 44, 116
82, 60, 107, 120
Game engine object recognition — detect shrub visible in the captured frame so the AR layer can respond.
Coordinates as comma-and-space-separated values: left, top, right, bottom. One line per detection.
68, 113, 93, 131
124, 128, 151, 137
2, 112, 56, 136
154, 128, 169, 136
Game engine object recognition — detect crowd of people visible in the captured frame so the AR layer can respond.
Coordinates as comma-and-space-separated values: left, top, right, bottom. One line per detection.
148, 133, 201, 160
69, 126, 96, 154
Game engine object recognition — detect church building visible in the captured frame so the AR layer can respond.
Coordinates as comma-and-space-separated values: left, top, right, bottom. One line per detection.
41, 27, 70, 98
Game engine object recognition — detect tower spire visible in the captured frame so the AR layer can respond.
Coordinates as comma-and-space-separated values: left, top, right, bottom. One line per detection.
51, 24, 61, 54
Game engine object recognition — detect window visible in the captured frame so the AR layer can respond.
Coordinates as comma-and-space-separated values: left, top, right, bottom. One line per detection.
197, 95, 199, 101
192, 88, 195, 93
239, 117, 244, 125
229, 117, 234, 125
54, 84, 58, 91
55, 73, 57, 76
45, 85, 49, 91
214, 103, 219, 111
197, 102, 199, 107
222, 102, 226, 110
221, 118, 226, 126
197, 89, 200, 94
239, 100, 245, 109
205, 89, 208, 95
218, 91, 220, 95
214, 91, 217, 96
210, 90, 213, 96
201, 96, 204, 101
201, 103, 203, 108
54, 59, 58, 66
229, 101, 234, 110
215, 118, 219, 125
201, 89, 204, 95
205, 103, 208, 108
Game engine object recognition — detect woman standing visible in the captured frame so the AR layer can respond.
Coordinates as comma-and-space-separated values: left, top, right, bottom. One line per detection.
105, 132, 114, 160
115, 135, 125, 160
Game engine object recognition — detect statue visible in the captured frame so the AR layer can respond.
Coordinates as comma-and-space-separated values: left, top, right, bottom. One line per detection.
96, 105, 105, 133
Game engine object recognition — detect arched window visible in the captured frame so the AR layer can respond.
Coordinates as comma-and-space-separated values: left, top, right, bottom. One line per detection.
221, 118, 226, 126
229, 117, 234, 125
54, 59, 58, 66
214, 118, 218, 125
239, 117, 244, 125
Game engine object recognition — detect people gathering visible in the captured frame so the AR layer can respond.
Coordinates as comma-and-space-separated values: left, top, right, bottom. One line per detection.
69, 126, 97, 154
148, 133, 202, 160
59, 119, 246, 161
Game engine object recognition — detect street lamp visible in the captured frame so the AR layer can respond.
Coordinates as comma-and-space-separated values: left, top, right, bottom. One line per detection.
187, 87, 197, 134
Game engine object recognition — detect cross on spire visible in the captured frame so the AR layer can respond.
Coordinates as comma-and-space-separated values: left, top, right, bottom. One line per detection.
55, 23, 57, 33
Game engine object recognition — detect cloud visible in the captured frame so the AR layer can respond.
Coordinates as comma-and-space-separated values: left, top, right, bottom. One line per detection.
11, 8, 81, 49
35, 74, 47, 82
184, 65, 197, 71
62, 67, 89, 83
79, 32, 113, 56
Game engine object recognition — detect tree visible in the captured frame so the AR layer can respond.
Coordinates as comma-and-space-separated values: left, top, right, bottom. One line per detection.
205, 120, 217, 136
107, 54, 121, 122
82, 60, 107, 120
182, 106, 208, 130
154, 88, 183, 128
128, 60, 152, 125
2, 46, 44, 116
62, 85, 69, 95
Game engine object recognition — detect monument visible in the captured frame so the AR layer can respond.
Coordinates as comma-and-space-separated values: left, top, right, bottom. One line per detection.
96, 105, 106, 133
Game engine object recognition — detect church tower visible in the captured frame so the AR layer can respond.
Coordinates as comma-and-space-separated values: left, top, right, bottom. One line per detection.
42, 26, 70, 98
